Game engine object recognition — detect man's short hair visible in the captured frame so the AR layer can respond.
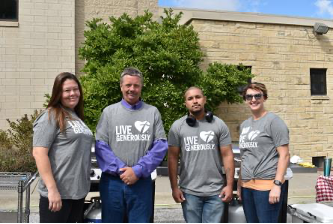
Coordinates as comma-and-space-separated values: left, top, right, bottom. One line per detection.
184, 86, 204, 100
120, 67, 143, 85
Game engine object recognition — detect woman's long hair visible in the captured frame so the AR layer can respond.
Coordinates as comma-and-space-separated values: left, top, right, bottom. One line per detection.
47, 72, 84, 132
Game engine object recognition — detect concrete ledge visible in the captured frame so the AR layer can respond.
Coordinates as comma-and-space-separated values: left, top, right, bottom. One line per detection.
0, 21, 19, 27
311, 96, 330, 101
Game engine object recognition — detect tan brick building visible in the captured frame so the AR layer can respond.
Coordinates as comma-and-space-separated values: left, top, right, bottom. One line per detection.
0, 0, 157, 129
1, 1, 333, 161
169, 8, 333, 162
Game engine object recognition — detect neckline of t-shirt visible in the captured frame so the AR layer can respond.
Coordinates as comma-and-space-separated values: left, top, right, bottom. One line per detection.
197, 119, 209, 123
251, 111, 270, 122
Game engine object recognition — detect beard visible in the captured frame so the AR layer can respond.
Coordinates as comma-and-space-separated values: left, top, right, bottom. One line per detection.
190, 107, 204, 116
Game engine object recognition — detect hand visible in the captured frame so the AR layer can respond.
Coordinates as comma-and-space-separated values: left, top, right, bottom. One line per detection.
172, 188, 185, 203
269, 185, 281, 204
119, 167, 139, 185
219, 185, 233, 202
48, 189, 62, 212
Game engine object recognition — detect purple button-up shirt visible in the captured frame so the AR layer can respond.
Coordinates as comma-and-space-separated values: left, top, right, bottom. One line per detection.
95, 99, 168, 178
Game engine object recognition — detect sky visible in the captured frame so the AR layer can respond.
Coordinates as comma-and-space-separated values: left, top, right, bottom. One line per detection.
158, 0, 333, 20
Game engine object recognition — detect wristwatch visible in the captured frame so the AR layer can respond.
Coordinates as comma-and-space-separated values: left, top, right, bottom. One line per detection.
273, 180, 282, 187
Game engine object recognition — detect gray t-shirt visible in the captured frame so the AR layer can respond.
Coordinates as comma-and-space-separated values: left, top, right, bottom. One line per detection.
168, 115, 232, 197
33, 109, 93, 199
95, 102, 166, 166
239, 112, 289, 181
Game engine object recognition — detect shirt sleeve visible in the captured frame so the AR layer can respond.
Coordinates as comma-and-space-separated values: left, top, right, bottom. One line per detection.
167, 122, 180, 147
270, 116, 289, 147
95, 140, 126, 175
153, 108, 167, 140
132, 139, 168, 178
95, 108, 109, 143
218, 119, 232, 147
33, 110, 58, 148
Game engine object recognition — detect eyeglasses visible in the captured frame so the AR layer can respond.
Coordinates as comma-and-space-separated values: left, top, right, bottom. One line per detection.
245, 94, 263, 101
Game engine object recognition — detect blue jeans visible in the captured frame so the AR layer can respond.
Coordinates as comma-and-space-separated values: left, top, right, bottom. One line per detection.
181, 192, 225, 223
241, 184, 286, 223
99, 173, 153, 223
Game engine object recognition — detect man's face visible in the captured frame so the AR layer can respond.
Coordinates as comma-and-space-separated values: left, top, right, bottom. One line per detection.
185, 88, 206, 115
120, 75, 142, 105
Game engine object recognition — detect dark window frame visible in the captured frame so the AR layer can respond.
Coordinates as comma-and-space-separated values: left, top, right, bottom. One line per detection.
310, 68, 327, 96
237, 65, 252, 94
0, 0, 20, 22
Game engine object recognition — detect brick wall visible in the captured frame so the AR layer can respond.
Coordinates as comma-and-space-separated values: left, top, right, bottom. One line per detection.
0, 0, 158, 130
190, 19, 333, 161
0, 0, 75, 129
75, 0, 158, 75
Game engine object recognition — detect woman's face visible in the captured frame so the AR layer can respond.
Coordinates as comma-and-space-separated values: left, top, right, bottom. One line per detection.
61, 79, 80, 109
245, 88, 266, 113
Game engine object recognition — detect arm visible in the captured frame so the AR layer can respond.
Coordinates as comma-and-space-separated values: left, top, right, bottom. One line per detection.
95, 109, 127, 175
237, 167, 242, 200
33, 147, 62, 212
168, 146, 185, 203
130, 139, 168, 179
269, 144, 290, 204
220, 144, 235, 202
95, 140, 126, 175
121, 139, 167, 186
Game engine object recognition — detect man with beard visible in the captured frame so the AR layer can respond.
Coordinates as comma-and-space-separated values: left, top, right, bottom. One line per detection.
95, 67, 168, 222
168, 87, 234, 223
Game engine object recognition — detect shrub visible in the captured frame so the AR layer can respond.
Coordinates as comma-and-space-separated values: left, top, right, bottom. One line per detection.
79, 9, 253, 133
0, 110, 40, 172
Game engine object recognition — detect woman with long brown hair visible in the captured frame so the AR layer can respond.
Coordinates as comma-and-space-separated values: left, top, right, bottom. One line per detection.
33, 72, 93, 223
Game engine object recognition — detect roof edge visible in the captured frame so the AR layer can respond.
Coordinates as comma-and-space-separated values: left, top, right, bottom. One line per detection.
158, 7, 333, 28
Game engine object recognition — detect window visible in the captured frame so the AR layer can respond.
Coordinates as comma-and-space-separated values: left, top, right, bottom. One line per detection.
310, 68, 327, 96
0, 0, 18, 21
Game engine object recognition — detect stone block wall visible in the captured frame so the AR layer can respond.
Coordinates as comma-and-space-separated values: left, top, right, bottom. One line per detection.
191, 19, 333, 161
0, 0, 75, 129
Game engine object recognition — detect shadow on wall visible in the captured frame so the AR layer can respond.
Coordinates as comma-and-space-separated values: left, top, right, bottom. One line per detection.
314, 31, 333, 54
217, 102, 251, 142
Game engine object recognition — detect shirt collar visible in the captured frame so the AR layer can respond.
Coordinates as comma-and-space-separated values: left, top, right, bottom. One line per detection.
121, 99, 143, 110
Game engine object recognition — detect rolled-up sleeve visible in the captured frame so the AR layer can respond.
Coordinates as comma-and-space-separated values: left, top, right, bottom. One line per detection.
95, 108, 126, 175
132, 139, 168, 178
95, 140, 126, 175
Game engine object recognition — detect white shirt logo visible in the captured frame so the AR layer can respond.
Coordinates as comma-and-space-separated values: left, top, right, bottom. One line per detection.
200, 131, 215, 143
134, 121, 150, 133
241, 127, 250, 135
248, 130, 260, 141
239, 126, 259, 149
68, 120, 92, 135
116, 122, 151, 142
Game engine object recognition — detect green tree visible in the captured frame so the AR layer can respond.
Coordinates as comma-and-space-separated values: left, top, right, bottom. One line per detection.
79, 9, 253, 132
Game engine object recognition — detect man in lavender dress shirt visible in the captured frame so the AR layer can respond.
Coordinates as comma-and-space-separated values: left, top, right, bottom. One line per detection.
95, 67, 168, 223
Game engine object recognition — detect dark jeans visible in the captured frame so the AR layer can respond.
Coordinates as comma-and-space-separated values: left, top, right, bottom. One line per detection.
39, 196, 85, 223
99, 173, 153, 223
241, 184, 286, 223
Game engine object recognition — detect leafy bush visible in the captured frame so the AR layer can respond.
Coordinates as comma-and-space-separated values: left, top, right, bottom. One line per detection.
0, 110, 40, 172
79, 9, 253, 133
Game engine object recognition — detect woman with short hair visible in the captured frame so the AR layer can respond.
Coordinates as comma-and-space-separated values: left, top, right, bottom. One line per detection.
237, 82, 290, 223
33, 72, 93, 223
